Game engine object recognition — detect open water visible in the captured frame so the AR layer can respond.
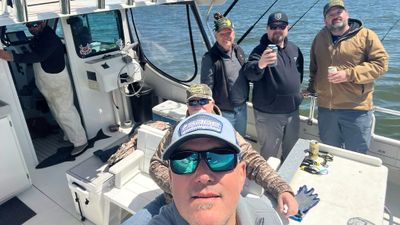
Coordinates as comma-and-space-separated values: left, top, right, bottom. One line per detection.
210, 0, 400, 140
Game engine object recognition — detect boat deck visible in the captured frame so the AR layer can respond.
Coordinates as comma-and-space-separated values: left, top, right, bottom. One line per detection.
12, 131, 400, 225
19, 128, 130, 225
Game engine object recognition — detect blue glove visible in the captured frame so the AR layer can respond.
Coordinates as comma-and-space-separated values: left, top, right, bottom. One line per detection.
290, 185, 320, 222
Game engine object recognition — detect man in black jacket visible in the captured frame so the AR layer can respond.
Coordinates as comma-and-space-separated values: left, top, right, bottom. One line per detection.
0, 21, 88, 156
242, 12, 304, 161
201, 13, 249, 137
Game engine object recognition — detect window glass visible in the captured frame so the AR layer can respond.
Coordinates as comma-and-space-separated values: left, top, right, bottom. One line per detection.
3, 23, 32, 40
129, 4, 207, 82
69, 11, 124, 58
54, 19, 64, 39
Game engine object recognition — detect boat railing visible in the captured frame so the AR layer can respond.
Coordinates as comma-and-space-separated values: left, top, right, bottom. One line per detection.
60, 0, 70, 14
13, 0, 108, 22
303, 95, 400, 142
2, 0, 158, 24
14, 0, 28, 22
374, 106, 400, 117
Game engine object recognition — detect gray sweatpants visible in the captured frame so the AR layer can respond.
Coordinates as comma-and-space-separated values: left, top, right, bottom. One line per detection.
254, 109, 300, 161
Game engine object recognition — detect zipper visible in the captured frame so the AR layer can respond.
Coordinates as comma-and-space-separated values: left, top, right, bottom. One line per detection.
329, 82, 333, 110
329, 42, 335, 110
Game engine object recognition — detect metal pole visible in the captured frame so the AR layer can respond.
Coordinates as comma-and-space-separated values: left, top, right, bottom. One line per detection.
126, 0, 134, 5
97, 0, 105, 9
14, 0, 28, 22
60, 0, 71, 14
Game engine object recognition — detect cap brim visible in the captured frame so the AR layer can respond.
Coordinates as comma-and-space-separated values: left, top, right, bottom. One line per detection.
162, 133, 241, 160
268, 21, 289, 25
325, 5, 345, 16
187, 94, 212, 101
216, 26, 233, 32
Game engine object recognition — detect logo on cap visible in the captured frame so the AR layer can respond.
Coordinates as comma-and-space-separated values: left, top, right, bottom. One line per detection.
179, 114, 222, 136
274, 13, 282, 20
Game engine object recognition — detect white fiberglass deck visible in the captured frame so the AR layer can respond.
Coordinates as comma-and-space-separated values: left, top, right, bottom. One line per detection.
13, 131, 400, 225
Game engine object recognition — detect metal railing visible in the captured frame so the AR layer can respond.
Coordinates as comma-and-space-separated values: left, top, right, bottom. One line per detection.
60, 0, 71, 14
12, 0, 113, 22
374, 106, 400, 117
14, 0, 28, 22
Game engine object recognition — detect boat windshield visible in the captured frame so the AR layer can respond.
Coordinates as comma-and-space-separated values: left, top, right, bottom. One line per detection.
129, 3, 208, 82
68, 11, 124, 58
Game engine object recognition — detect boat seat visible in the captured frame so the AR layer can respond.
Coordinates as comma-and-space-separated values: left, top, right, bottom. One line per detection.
105, 150, 163, 214
241, 156, 281, 198
104, 124, 167, 216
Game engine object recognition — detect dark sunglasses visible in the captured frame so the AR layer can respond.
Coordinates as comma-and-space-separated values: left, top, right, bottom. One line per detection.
170, 148, 238, 175
269, 24, 287, 30
187, 98, 210, 107
26, 22, 41, 28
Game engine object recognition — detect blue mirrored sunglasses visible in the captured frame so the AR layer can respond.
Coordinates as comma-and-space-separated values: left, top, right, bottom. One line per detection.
170, 148, 238, 175
187, 98, 210, 107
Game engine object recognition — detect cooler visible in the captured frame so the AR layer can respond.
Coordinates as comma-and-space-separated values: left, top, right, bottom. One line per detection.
152, 100, 186, 125
66, 156, 120, 225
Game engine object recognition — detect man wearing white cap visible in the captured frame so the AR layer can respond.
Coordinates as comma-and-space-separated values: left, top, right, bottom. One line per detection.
149, 113, 284, 225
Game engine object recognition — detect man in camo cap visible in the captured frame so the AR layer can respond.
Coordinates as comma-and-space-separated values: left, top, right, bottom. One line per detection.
185, 84, 216, 115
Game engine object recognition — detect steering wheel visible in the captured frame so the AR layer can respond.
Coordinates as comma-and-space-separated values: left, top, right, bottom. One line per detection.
0, 26, 11, 47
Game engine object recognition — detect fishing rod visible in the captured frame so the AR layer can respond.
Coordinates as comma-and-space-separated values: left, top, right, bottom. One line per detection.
223, 0, 239, 17
381, 18, 400, 42
289, 0, 321, 31
237, 0, 280, 45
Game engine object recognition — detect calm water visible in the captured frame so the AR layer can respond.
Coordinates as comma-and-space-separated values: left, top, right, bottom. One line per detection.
210, 0, 400, 140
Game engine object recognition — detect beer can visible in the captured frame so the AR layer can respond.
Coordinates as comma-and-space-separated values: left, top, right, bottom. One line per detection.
309, 140, 319, 160
267, 44, 278, 67
328, 66, 337, 74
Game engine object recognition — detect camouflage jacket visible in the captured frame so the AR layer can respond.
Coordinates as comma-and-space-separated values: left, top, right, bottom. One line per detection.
149, 106, 293, 203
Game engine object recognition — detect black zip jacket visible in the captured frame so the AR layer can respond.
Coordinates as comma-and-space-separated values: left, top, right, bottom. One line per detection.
201, 43, 248, 112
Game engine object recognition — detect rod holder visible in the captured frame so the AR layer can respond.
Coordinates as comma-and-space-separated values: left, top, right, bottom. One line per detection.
97, 0, 105, 9
60, 0, 71, 14
14, 0, 28, 22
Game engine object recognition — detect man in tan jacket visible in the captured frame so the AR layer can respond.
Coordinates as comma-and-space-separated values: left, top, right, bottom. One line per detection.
305, 0, 388, 153
125, 84, 298, 225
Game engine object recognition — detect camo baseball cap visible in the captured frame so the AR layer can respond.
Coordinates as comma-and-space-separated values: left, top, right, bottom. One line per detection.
186, 84, 213, 101
323, 0, 346, 17
213, 12, 234, 32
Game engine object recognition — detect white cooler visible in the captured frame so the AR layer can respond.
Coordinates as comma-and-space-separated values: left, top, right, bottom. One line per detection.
152, 100, 186, 125
66, 156, 120, 225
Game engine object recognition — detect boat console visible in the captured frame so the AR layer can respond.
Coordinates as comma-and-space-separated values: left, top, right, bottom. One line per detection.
85, 53, 142, 93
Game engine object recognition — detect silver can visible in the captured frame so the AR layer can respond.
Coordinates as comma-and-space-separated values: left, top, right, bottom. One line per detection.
268, 44, 278, 67
328, 66, 337, 74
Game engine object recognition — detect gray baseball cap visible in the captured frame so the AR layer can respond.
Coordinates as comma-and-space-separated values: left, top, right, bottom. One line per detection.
162, 113, 240, 160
